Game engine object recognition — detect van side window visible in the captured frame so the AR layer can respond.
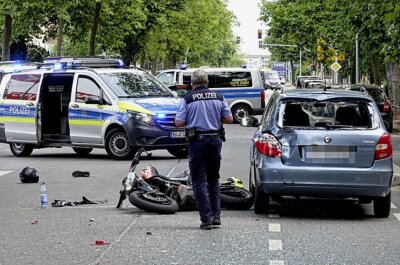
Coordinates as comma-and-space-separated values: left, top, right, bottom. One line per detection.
76, 76, 101, 103
182, 73, 191, 85
214, 71, 252, 88
4, 74, 40, 100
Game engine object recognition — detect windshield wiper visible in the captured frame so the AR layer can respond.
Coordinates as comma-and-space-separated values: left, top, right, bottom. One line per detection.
325, 123, 354, 129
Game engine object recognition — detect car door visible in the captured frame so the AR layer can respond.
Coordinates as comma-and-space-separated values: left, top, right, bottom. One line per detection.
69, 74, 105, 145
1, 73, 41, 143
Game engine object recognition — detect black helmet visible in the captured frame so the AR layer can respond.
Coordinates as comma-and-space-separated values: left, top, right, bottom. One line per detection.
19, 167, 39, 183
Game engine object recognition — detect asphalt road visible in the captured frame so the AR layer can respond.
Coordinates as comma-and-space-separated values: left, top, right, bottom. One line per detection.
1, 124, 400, 265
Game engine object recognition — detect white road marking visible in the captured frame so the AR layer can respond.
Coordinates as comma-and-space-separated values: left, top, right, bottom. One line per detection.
269, 239, 282, 251
0, 171, 12, 177
394, 213, 400, 221
270, 261, 284, 265
269, 223, 281, 232
268, 214, 280, 218
391, 203, 397, 209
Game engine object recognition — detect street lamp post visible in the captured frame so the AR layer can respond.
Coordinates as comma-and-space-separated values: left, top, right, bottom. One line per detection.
355, 33, 359, 84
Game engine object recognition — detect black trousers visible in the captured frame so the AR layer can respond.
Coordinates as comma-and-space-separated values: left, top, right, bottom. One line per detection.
188, 138, 222, 223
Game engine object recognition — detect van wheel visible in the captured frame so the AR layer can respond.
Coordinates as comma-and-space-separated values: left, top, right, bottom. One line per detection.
167, 147, 189, 158
232, 104, 251, 123
105, 128, 136, 160
72, 147, 93, 156
10, 143, 34, 157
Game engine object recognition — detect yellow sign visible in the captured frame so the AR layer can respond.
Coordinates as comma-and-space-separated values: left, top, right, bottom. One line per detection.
330, 62, 342, 72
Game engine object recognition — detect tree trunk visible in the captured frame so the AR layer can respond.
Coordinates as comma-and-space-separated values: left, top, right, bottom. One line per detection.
385, 62, 400, 107
56, 15, 64, 56
89, 2, 102, 56
1, 14, 12, 61
370, 53, 380, 85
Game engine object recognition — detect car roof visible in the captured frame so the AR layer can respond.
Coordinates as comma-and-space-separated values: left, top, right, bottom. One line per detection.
280, 89, 374, 101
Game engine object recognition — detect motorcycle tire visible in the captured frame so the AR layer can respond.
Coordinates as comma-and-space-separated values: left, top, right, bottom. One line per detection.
220, 188, 254, 210
128, 190, 178, 214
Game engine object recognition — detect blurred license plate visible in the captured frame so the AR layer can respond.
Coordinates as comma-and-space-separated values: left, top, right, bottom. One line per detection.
170, 131, 186, 138
306, 146, 350, 159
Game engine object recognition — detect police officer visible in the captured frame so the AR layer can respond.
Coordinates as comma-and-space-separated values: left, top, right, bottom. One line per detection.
175, 69, 233, 230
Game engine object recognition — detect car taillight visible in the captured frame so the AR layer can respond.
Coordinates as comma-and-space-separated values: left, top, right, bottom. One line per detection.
255, 134, 282, 158
383, 101, 391, 112
261, 90, 265, 108
375, 133, 392, 160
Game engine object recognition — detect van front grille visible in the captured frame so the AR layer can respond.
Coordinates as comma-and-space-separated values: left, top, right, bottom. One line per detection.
155, 113, 178, 130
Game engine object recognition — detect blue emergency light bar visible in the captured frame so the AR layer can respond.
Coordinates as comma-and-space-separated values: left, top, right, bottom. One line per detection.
38, 57, 125, 70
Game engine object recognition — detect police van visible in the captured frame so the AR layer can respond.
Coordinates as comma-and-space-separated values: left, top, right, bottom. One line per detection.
156, 67, 265, 123
0, 58, 188, 159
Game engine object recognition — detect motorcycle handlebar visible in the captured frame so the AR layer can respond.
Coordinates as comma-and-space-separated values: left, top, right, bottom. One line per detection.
129, 148, 145, 172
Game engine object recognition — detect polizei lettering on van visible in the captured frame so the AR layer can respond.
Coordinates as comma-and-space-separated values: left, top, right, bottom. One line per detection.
192, 92, 217, 100
8, 106, 30, 115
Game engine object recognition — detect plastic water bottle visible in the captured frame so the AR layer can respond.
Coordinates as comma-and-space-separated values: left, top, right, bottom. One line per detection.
40, 182, 48, 208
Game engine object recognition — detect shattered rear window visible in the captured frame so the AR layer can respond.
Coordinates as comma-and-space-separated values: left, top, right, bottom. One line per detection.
277, 99, 377, 129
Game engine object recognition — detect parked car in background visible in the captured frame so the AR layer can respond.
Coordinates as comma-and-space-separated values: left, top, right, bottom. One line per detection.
156, 67, 265, 123
241, 89, 393, 218
348, 84, 393, 132
302, 80, 325, 89
295, 75, 322, 89
260, 70, 281, 90
279, 76, 286, 84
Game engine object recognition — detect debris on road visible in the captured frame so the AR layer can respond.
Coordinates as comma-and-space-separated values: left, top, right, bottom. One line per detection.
72, 171, 90, 177
90, 240, 111, 246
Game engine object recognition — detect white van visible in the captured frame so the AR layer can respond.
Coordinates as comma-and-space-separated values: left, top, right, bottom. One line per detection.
156, 67, 265, 123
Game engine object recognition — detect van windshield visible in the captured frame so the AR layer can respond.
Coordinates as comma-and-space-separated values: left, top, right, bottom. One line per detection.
100, 72, 174, 98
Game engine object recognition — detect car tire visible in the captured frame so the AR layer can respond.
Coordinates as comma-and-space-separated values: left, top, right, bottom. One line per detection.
105, 128, 136, 160
253, 182, 269, 214
388, 120, 393, 133
374, 191, 391, 218
167, 147, 189, 158
72, 147, 93, 156
231, 104, 251, 123
10, 143, 34, 157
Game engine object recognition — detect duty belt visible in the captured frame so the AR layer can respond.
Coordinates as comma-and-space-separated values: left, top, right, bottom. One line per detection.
196, 133, 220, 140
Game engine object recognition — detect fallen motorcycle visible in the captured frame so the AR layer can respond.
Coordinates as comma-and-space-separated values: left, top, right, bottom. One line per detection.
116, 148, 178, 214
140, 165, 254, 211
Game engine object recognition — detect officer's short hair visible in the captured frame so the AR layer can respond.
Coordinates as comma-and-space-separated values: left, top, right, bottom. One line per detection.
191, 70, 208, 86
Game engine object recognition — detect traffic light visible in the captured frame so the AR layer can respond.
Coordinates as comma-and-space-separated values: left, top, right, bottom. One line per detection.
258, 29, 262, 39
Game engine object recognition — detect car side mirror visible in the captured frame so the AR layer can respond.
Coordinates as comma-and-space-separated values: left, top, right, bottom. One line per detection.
85, 95, 101, 105
240, 116, 259, 127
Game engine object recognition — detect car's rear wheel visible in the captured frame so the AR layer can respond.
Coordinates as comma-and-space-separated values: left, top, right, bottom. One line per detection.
374, 191, 391, 218
10, 143, 34, 157
105, 128, 136, 160
231, 104, 251, 123
253, 182, 269, 214
72, 147, 93, 156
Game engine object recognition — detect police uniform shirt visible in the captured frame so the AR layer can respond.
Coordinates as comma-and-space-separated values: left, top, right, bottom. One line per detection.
175, 86, 232, 131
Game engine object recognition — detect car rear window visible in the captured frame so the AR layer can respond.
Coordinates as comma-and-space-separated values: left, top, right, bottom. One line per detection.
279, 100, 374, 128
366, 89, 386, 102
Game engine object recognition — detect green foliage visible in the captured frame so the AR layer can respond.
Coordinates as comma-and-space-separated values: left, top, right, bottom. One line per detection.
259, 0, 400, 83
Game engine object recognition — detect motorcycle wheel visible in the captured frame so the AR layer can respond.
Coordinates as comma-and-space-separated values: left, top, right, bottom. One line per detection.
128, 190, 178, 214
220, 187, 254, 210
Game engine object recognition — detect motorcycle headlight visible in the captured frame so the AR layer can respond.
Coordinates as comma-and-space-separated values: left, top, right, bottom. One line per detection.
127, 111, 155, 126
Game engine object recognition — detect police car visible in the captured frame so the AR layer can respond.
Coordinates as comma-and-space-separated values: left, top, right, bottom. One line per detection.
0, 58, 188, 159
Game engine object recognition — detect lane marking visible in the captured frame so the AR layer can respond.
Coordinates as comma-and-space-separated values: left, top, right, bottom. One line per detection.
394, 213, 400, 221
166, 158, 181, 178
0, 171, 12, 177
269, 239, 282, 251
391, 203, 397, 209
92, 215, 140, 265
270, 261, 284, 265
269, 223, 281, 232
268, 214, 280, 218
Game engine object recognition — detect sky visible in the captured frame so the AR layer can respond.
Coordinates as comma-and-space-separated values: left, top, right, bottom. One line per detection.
227, 0, 267, 56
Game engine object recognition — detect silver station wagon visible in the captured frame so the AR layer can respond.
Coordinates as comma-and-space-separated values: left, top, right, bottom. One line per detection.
241, 89, 393, 217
